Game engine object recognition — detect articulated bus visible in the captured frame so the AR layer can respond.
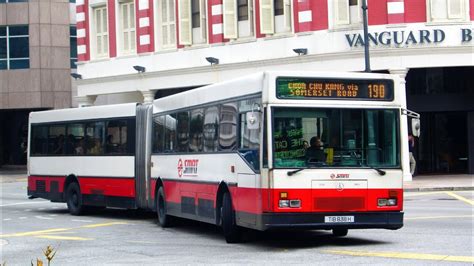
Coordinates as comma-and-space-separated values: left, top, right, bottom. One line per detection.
28, 71, 418, 243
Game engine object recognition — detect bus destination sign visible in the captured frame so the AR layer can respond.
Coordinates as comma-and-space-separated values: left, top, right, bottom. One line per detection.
276, 77, 394, 101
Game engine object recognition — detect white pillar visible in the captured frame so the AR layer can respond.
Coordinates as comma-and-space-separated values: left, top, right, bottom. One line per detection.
75, 95, 97, 107
389, 68, 412, 182
141, 90, 156, 103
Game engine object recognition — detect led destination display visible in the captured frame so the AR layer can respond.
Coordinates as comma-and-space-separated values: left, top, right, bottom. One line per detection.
276, 77, 394, 101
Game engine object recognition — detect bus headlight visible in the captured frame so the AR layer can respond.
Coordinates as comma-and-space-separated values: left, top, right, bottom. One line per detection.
378, 198, 397, 206
279, 200, 290, 208
387, 198, 397, 206
279, 199, 301, 208
289, 200, 301, 208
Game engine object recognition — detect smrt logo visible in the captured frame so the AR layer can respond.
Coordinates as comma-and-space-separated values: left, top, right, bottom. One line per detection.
331, 173, 350, 179
177, 159, 199, 177
177, 159, 184, 177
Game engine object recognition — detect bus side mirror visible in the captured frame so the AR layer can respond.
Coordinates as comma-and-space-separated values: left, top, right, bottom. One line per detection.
246, 112, 260, 130
412, 118, 421, 137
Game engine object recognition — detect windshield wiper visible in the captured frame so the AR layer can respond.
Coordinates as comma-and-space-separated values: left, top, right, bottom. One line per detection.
287, 168, 305, 176
368, 166, 386, 176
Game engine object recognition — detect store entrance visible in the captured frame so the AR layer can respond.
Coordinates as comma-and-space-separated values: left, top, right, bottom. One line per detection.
417, 112, 468, 174
0, 110, 32, 166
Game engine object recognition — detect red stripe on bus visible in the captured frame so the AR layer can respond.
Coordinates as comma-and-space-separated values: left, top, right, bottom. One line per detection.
28, 176, 66, 193
28, 176, 136, 198
158, 179, 403, 214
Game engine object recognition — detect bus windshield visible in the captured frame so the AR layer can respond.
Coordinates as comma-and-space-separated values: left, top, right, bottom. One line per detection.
272, 107, 400, 169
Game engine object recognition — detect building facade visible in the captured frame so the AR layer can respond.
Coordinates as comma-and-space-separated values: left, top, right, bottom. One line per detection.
0, 0, 77, 166
76, 0, 473, 175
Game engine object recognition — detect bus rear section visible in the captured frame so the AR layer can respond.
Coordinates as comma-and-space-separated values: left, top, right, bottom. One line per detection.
27, 103, 154, 214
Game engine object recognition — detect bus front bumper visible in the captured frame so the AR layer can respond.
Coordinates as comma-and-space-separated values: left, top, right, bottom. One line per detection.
260, 211, 403, 231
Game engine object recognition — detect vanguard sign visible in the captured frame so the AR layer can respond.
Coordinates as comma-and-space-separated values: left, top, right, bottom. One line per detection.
346, 28, 473, 48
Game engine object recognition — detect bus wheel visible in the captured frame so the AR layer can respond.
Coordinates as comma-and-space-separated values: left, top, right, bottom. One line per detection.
332, 228, 348, 237
66, 182, 84, 216
156, 186, 173, 227
222, 192, 240, 243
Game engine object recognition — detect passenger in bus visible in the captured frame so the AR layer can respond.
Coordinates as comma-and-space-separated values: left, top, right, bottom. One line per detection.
75, 139, 85, 155
53, 135, 65, 154
65, 134, 75, 155
305, 136, 325, 163
106, 135, 117, 153
88, 139, 103, 155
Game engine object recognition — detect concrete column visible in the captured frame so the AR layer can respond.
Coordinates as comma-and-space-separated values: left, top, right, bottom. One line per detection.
75, 95, 97, 107
141, 90, 156, 103
389, 68, 412, 182
468, 111, 474, 174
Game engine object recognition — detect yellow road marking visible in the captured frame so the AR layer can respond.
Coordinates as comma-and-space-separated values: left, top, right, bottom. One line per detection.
406, 214, 474, 220
0, 221, 128, 238
35, 235, 93, 241
0, 228, 70, 237
404, 191, 446, 197
445, 191, 474, 206
324, 250, 474, 263
82, 221, 128, 228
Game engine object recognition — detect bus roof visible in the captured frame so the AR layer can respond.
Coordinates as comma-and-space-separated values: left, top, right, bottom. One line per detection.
29, 103, 138, 124
153, 72, 265, 113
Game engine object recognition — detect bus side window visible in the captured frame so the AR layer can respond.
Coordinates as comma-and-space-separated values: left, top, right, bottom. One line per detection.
153, 116, 165, 153
48, 125, 66, 155
106, 120, 128, 154
85, 122, 105, 155
219, 102, 238, 151
176, 112, 190, 152
66, 123, 84, 155
31, 125, 48, 155
164, 114, 177, 153
189, 108, 204, 152
203, 106, 219, 152
238, 98, 261, 171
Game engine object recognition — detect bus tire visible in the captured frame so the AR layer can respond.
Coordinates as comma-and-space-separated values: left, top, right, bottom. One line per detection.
222, 192, 240, 243
66, 182, 84, 216
332, 228, 348, 237
156, 186, 173, 227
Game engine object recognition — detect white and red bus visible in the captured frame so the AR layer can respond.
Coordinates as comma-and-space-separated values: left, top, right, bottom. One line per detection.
28, 71, 418, 243
27, 103, 154, 213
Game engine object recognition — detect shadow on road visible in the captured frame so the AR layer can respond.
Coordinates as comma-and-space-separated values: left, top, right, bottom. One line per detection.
35, 205, 391, 249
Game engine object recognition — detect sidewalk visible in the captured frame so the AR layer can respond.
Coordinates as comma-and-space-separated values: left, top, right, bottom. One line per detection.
403, 174, 474, 192
1, 167, 473, 191
0, 168, 28, 183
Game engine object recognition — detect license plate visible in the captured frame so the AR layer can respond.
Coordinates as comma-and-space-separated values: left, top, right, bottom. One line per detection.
324, 216, 354, 223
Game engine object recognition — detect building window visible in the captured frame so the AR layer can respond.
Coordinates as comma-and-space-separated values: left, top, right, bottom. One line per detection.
93, 6, 108, 58
70, 26, 77, 69
158, 0, 176, 49
223, 0, 254, 39
259, 0, 291, 35
274, 0, 283, 15
238, 0, 249, 21
191, 0, 200, 27
178, 0, 207, 45
428, 0, 468, 22
0, 0, 29, 2
0, 25, 29, 70
119, 1, 136, 55
334, 0, 361, 27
